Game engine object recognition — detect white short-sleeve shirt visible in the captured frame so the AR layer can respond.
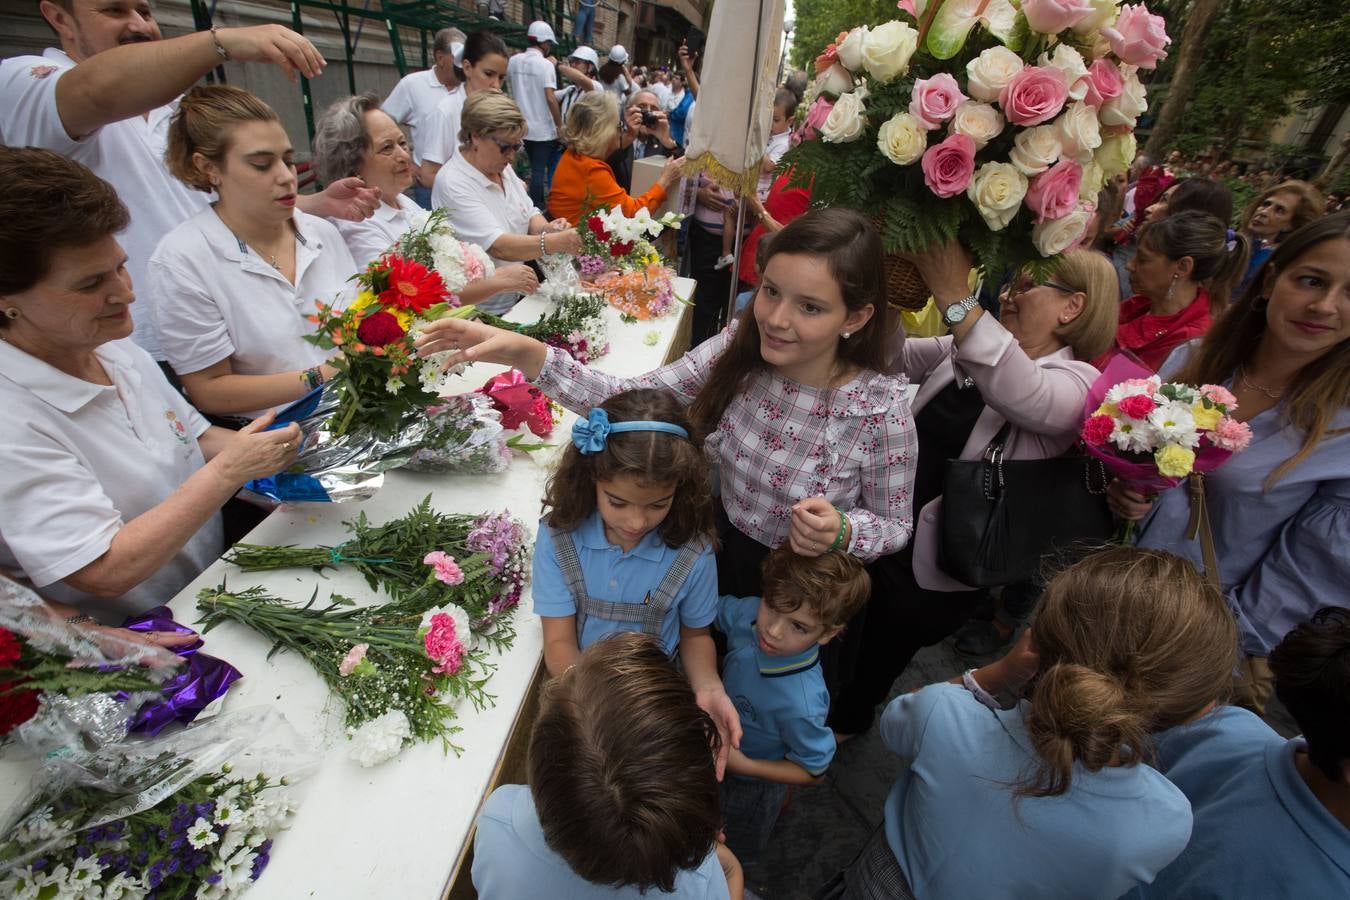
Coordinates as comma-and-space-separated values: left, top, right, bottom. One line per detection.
431, 153, 538, 314
506, 48, 558, 142
330, 193, 422, 269
382, 68, 450, 165
419, 85, 466, 167
0, 338, 223, 622
148, 207, 358, 417
0, 49, 209, 361
759, 130, 791, 200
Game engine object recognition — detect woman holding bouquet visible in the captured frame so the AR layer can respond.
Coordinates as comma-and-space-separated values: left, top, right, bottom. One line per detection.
1109, 212, 1350, 712
149, 85, 359, 420
0, 148, 299, 622
825, 243, 1120, 737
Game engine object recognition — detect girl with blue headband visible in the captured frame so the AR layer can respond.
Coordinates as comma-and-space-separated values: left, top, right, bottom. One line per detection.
532, 389, 734, 760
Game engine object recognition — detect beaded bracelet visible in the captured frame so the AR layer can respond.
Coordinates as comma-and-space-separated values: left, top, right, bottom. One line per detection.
827, 507, 848, 552
539, 232, 547, 257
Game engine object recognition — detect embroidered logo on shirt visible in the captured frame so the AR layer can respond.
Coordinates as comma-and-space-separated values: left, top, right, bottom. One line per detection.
165, 410, 190, 446
29, 65, 58, 80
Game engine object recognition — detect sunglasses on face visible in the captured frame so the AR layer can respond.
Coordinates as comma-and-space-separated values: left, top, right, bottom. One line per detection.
487, 136, 524, 155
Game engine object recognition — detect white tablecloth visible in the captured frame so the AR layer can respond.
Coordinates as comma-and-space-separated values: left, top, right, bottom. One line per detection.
0, 279, 694, 899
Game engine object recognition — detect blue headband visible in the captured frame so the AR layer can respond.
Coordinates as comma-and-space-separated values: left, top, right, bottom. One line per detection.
571, 407, 689, 455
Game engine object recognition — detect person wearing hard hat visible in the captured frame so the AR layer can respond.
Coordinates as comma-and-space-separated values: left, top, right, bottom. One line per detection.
556, 46, 604, 124
600, 44, 634, 105
508, 21, 561, 211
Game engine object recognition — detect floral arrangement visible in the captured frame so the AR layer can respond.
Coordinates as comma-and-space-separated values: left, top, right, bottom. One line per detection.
478, 370, 563, 438
1081, 375, 1251, 532
395, 209, 495, 295
591, 265, 680, 322
578, 206, 683, 320
305, 252, 475, 438
401, 393, 514, 474
785, 1, 1169, 279
223, 497, 529, 634
0, 709, 306, 899
197, 585, 494, 766
474, 289, 610, 364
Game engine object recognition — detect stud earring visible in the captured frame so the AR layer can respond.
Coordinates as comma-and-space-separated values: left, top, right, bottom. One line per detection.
841, 331, 851, 339
4, 307, 20, 320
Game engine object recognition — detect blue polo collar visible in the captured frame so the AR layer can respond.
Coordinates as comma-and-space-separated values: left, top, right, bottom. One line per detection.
573, 510, 668, 562
752, 624, 820, 678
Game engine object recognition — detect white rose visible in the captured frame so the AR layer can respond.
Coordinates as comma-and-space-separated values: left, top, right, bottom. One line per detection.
877, 112, 928, 165
966, 45, 1024, 102
1010, 125, 1063, 176
1095, 131, 1137, 177
814, 63, 855, 97
1054, 100, 1102, 163
967, 162, 1029, 231
1038, 43, 1089, 101
1032, 203, 1094, 256
1079, 160, 1106, 202
821, 91, 867, 143
950, 100, 1004, 149
1072, 0, 1121, 34
862, 21, 919, 83
836, 26, 868, 72
1099, 67, 1147, 127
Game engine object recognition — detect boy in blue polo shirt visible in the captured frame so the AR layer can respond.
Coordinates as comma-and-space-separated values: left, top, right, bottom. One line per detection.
1132, 606, 1350, 899
716, 547, 871, 862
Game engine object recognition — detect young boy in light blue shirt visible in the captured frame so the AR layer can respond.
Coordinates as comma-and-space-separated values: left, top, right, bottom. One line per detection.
472, 632, 740, 900
715, 547, 870, 862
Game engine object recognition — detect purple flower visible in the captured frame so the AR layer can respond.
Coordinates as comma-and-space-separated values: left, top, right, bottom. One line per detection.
207, 873, 223, 885
166, 857, 182, 876
31, 857, 47, 871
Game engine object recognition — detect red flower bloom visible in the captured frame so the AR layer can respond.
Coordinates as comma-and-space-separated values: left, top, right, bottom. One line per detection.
587, 215, 611, 242
377, 255, 446, 313
1118, 394, 1157, 420
1081, 414, 1116, 447
0, 627, 21, 668
609, 240, 634, 257
0, 681, 39, 737
356, 309, 407, 346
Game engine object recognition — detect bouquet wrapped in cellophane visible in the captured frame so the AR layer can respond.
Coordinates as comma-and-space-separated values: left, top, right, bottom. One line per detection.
578, 206, 685, 321
0, 707, 314, 898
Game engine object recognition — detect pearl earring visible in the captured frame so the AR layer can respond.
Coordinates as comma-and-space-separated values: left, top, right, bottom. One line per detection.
841, 331, 851, 339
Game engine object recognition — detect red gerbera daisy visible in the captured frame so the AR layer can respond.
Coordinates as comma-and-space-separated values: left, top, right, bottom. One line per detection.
376, 255, 446, 313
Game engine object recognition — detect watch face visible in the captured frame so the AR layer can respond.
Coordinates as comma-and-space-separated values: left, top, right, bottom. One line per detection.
945, 301, 969, 325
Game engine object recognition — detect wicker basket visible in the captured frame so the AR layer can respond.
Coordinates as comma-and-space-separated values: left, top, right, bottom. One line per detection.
870, 215, 932, 312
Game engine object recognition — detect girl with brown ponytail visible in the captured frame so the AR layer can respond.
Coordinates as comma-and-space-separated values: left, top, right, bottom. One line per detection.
824, 547, 1238, 900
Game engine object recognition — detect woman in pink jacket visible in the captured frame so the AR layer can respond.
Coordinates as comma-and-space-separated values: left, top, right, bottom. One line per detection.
829, 244, 1120, 736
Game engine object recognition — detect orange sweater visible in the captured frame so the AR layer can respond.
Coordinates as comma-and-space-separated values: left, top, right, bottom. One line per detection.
547, 149, 668, 225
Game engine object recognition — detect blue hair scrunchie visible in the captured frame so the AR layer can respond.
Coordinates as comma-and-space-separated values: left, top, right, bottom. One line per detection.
571, 407, 690, 455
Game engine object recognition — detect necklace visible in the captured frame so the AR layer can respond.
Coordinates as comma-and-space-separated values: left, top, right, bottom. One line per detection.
1238, 366, 1284, 400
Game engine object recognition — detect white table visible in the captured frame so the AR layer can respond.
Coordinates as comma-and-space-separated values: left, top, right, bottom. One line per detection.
0, 279, 694, 899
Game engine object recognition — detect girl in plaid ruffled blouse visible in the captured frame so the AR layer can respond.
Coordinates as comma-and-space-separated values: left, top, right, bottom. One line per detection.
417, 209, 917, 598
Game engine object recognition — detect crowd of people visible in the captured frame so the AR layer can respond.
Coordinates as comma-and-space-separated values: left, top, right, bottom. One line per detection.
0, 4, 1347, 899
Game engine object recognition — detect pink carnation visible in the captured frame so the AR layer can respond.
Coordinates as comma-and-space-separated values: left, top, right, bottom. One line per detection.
1200, 384, 1237, 409
998, 65, 1068, 126
339, 643, 369, 677
423, 550, 465, 585
1121, 377, 1159, 395
1210, 417, 1253, 452
423, 613, 465, 675
1021, 0, 1094, 34
1117, 393, 1157, 420
1082, 414, 1115, 446
920, 133, 977, 198
1025, 160, 1084, 223
1102, 3, 1171, 69
910, 74, 967, 129
1082, 59, 1125, 108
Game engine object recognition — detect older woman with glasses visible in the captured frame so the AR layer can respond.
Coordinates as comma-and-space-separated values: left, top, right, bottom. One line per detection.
431, 90, 581, 314
828, 245, 1122, 738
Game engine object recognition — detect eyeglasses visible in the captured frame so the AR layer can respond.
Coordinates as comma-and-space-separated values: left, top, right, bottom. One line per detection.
487, 136, 524, 155
1010, 275, 1077, 297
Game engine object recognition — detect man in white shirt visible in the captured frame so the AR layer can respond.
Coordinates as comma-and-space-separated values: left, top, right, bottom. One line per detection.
506, 21, 561, 211
0, 0, 378, 364
383, 26, 463, 207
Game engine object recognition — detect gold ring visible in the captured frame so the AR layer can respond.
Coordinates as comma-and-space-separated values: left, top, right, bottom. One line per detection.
281, 441, 292, 451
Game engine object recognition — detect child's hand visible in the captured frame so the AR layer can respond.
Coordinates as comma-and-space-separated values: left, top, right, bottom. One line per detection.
789, 497, 846, 556
695, 685, 742, 780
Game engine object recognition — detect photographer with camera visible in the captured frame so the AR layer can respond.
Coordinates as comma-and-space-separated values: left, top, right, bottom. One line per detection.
607, 89, 683, 193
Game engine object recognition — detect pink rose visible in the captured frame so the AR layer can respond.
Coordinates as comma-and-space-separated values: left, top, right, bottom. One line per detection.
1082, 59, 1124, 108
1024, 159, 1084, 223
920, 133, 977, 198
998, 65, 1069, 126
1022, 0, 1095, 34
423, 550, 465, 585
896, 0, 927, 17
1102, 3, 1171, 69
1210, 416, 1252, 452
1117, 393, 1156, 420
1082, 415, 1115, 446
909, 73, 967, 129
802, 96, 835, 142
339, 643, 369, 677
1199, 384, 1237, 409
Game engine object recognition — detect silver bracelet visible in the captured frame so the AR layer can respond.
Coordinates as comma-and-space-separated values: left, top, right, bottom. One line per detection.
538, 232, 547, 257
209, 25, 231, 62
65, 613, 94, 626
962, 668, 1000, 712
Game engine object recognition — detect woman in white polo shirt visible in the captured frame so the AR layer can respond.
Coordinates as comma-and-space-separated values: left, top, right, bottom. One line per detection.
150, 85, 358, 419
431, 91, 582, 315
313, 92, 539, 304
0, 148, 298, 622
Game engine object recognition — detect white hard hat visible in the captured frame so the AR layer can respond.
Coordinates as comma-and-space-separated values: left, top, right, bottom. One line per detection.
568, 46, 601, 69
607, 44, 629, 64
527, 21, 557, 44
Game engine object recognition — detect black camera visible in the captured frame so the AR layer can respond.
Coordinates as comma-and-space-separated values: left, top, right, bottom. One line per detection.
640, 109, 658, 128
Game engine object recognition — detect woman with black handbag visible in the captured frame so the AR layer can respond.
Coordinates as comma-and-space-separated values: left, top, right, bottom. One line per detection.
827, 243, 1119, 738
